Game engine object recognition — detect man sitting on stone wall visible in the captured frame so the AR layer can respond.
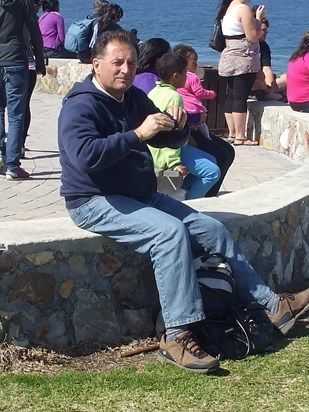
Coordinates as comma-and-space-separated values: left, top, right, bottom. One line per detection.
58, 30, 309, 374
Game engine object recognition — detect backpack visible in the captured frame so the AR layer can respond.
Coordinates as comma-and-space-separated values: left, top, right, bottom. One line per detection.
193, 253, 274, 360
64, 17, 97, 53
194, 253, 235, 316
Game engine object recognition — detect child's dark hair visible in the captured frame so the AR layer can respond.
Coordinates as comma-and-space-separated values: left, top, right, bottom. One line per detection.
157, 53, 187, 82
173, 44, 197, 61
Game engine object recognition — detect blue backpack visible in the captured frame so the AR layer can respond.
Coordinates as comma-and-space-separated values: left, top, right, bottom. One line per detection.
64, 17, 97, 53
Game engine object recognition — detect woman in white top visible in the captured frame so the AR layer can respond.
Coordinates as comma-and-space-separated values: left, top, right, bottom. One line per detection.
217, 0, 265, 145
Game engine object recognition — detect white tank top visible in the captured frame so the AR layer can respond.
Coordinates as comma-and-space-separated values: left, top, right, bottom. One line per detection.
222, 4, 245, 36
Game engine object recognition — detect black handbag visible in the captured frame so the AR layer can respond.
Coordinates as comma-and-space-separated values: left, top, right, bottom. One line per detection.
209, 19, 226, 52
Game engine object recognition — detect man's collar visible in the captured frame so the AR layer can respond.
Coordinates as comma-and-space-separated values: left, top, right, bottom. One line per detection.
92, 77, 124, 102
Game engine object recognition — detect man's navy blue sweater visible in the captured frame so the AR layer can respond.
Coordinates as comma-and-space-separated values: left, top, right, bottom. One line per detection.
58, 75, 189, 209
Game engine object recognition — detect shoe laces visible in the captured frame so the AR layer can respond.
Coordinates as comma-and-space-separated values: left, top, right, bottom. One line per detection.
279, 293, 295, 302
278, 293, 296, 313
176, 331, 207, 359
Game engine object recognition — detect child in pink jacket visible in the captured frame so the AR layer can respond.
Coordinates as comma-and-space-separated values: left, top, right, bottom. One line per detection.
173, 44, 216, 139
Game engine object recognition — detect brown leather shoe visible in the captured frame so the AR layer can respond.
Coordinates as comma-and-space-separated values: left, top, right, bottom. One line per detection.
158, 331, 219, 373
269, 289, 309, 335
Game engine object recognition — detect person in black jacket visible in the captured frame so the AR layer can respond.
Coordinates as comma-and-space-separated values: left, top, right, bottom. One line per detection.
58, 30, 309, 374
0, 0, 46, 180
22, 0, 42, 158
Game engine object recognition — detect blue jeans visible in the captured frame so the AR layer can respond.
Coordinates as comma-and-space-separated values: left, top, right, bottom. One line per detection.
68, 193, 275, 328
0, 65, 28, 169
181, 145, 221, 199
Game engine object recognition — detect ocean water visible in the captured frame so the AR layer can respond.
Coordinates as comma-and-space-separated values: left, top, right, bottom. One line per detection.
59, 0, 309, 73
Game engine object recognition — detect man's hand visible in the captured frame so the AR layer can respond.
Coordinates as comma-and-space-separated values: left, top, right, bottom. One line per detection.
36, 63, 46, 76
134, 112, 178, 142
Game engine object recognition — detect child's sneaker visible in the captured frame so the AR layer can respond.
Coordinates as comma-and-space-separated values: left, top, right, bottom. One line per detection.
6, 167, 30, 180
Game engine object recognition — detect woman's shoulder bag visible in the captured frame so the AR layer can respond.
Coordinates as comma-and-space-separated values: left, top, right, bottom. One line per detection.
209, 19, 226, 52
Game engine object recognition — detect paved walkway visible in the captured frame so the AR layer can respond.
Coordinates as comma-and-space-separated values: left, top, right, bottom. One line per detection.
0, 91, 301, 222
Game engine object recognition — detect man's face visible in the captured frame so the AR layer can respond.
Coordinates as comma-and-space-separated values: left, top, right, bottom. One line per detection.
92, 40, 137, 100
259, 23, 269, 41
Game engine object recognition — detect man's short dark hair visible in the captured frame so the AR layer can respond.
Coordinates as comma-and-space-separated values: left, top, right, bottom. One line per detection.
157, 53, 187, 82
91, 30, 139, 60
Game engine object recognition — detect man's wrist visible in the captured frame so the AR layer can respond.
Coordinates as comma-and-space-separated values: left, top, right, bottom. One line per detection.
134, 128, 144, 142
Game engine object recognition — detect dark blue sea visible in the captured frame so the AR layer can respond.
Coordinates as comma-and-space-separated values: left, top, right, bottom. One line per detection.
58, 0, 309, 73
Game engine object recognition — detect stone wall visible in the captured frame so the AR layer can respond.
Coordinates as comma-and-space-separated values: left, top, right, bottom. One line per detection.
0, 233, 158, 349
247, 100, 309, 162
1, 58, 307, 350
1, 165, 309, 349
35, 59, 92, 95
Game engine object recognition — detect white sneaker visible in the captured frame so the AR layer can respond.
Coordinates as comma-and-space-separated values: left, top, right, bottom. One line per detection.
169, 188, 187, 201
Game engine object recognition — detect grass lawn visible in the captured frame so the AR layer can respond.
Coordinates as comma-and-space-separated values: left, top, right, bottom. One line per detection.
0, 328, 308, 412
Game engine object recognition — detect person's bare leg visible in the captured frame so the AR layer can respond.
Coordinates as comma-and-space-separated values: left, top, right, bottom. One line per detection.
232, 112, 247, 140
232, 112, 258, 145
225, 112, 236, 138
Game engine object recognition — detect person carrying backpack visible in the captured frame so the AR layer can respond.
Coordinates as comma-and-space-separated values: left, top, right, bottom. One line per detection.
90, 3, 123, 46
77, 3, 124, 64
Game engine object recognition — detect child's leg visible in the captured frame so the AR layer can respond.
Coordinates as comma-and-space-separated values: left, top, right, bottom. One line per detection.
181, 145, 221, 199
196, 123, 211, 140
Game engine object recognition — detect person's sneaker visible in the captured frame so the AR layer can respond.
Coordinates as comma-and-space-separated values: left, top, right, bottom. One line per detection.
0, 152, 4, 169
5, 167, 30, 181
157, 331, 219, 373
269, 289, 309, 335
